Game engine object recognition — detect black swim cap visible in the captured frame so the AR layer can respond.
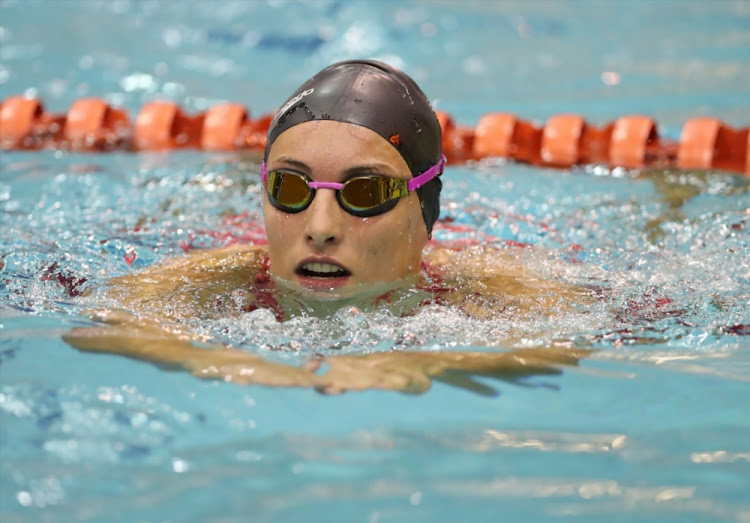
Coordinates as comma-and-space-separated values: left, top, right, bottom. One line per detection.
265, 60, 442, 234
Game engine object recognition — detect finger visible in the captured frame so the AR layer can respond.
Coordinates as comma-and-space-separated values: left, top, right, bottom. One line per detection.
495, 377, 562, 390
426, 351, 561, 377
433, 370, 499, 397
477, 359, 563, 379
315, 384, 345, 395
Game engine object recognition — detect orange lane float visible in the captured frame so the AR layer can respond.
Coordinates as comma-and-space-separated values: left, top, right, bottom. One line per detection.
0, 96, 64, 150
1, 95, 748, 176
610, 115, 658, 169
472, 113, 516, 160
540, 114, 585, 167
134, 101, 205, 150
201, 103, 249, 151
677, 117, 749, 174
65, 98, 130, 150
0, 96, 43, 147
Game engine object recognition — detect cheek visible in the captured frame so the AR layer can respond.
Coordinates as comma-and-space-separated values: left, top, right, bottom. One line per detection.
262, 203, 278, 238
360, 230, 388, 258
263, 202, 293, 243
361, 200, 425, 260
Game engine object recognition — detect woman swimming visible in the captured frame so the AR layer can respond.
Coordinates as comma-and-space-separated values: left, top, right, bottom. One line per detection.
64, 60, 592, 395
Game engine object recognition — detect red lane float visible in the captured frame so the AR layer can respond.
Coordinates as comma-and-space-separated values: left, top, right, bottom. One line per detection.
1, 95, 748, 176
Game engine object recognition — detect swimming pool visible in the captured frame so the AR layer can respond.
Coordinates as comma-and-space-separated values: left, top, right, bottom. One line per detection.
2, 1, 749, 521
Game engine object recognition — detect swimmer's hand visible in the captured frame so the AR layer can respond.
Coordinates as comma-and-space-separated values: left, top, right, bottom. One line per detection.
314, 348, 591, 396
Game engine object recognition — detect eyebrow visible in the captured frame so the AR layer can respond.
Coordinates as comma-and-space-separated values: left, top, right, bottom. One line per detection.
271, 156, 402, 178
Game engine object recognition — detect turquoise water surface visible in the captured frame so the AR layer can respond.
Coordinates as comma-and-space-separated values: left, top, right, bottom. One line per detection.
2, 1, 749, 522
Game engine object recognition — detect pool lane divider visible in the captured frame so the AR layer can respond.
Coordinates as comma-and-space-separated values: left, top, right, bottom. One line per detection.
1, 95, 748, 176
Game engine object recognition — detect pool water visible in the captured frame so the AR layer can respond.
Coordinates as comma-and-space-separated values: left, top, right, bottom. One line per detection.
2, 1, 750, 521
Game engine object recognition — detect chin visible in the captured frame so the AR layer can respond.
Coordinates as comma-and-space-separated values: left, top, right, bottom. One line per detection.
300, 285, 358, 301
275, 274, 413, 301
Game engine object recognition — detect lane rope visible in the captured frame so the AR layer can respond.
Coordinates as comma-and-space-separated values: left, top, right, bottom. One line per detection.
1, 95, 748, 175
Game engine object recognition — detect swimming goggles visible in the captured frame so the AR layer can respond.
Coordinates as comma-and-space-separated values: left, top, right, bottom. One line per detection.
261, 155, 445, 217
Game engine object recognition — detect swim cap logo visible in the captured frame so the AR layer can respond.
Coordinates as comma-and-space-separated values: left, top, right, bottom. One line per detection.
277, 88, 315, 118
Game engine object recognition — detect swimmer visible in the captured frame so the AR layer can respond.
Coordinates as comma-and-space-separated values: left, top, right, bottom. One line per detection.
64, 60, 593, 395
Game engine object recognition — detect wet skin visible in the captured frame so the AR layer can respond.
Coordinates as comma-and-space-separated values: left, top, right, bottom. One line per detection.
263, 120, 428, 298
61, 131, 745, 394
62, 243, 595, 396
61, 120, 596, 396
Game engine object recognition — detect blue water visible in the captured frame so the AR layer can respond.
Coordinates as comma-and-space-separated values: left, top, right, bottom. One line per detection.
2, 1, 750, 522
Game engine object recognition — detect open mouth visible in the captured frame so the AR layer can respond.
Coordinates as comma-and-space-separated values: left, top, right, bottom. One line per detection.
295, 261, 352, 279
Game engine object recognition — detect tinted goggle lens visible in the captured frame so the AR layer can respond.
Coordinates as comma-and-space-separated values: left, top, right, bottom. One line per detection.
267, 170, 312, 211
340, 176, 407, 214
265, 171, 407, 216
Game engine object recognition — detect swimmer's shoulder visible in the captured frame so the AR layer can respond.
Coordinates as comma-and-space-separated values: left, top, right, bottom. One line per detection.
423, 244, 595, 316
92, 244, 269, 321
102, 244, 267, 301
152, 244, 268, 273
423, 245, 526, 279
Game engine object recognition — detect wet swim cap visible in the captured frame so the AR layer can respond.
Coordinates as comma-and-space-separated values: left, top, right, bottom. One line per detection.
265, 60, 442, 234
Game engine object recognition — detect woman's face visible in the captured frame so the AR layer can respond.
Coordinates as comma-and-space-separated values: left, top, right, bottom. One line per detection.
262, 120, 429, 298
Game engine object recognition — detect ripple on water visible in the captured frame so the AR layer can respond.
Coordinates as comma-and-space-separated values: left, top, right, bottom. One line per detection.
2, 157, 748, 366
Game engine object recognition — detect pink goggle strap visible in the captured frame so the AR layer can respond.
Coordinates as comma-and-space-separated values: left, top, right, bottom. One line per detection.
407, 155, 446, 191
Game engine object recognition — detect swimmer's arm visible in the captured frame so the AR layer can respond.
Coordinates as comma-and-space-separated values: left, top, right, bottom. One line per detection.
63, 309, 591, 396
63, 314, 322, 388
64, 321, 589, 396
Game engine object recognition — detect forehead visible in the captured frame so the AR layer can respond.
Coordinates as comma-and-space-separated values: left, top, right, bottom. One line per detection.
266, 120, 410, 175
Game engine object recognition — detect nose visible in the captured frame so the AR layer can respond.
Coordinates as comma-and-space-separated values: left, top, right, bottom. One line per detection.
303, 189, 344, 249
